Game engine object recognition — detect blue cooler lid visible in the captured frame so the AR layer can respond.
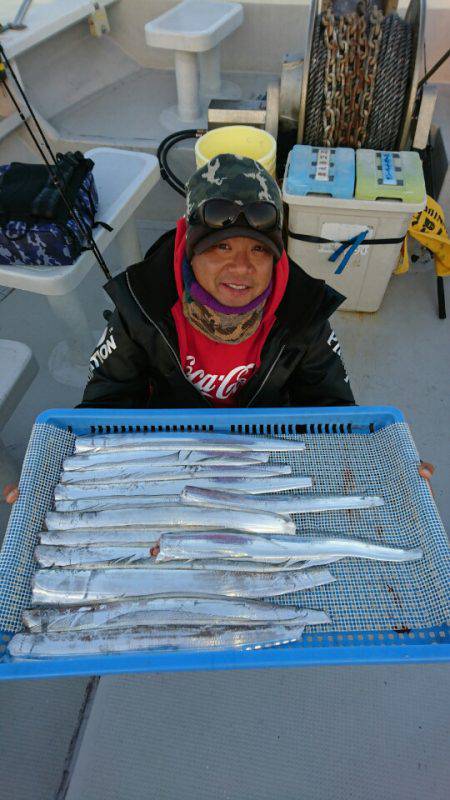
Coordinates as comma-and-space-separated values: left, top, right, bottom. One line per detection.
285, 145, 355, 199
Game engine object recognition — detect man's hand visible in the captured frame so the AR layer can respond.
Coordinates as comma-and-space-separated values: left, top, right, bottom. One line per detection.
2, 483, 19, 504
418, 462, 435, 495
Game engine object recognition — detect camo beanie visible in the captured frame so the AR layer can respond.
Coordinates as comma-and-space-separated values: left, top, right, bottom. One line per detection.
185, 153, 284, 261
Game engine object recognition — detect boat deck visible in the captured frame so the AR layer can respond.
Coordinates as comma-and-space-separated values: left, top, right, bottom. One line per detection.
1, 221, 449, 800
51, 68, 276, 146
0, 1, 449, 795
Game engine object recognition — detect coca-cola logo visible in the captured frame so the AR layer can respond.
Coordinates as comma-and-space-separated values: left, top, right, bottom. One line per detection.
185, 355, 256, 400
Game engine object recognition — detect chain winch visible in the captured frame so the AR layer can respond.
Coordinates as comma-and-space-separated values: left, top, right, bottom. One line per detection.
298, 0, 425, 151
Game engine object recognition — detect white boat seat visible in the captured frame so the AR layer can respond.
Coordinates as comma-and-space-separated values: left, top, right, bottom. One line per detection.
0, 147, 159, 389
145, 0, 243, 126
0, 147, 160, 296
0, 0, 119, 59
0, 1, 120, 143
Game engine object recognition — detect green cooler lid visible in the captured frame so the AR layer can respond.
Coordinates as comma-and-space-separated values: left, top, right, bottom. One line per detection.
355, 150, 425, 203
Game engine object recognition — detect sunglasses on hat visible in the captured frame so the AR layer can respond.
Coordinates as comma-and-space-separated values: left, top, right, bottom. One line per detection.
189, 199, 280, 231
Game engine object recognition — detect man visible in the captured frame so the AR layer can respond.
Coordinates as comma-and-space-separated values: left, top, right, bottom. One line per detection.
2, 154, 434, 502
80, 153, 354, 409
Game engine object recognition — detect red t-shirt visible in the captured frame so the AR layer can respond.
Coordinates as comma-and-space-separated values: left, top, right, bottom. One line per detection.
171, 218, 289, 406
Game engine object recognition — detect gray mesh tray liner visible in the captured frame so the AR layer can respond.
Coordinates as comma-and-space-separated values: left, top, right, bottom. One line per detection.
1, 421, 449, 636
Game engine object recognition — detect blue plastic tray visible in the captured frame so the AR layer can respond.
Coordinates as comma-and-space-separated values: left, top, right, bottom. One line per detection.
1, 405, 449, 680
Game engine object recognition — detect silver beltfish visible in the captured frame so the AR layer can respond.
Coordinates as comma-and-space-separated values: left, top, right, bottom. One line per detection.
53, 497, 180, 513
61, 462, 298, 490
63, 449, 270, 471
35, 545, 155, 569
155, 532, 423, 564
54, 477, 311, 500
9, 623, 306, 659
23, 598, 330, 632
38, 528, 228, 546
75, 432, 306, 454
45, 505, 296, 535
181, 486, 384, 513
31, 566, 335, 605
34, 545, 345, 572
171, 557, 344, 572
61, 463, 292, 485
35, 536, 342, 571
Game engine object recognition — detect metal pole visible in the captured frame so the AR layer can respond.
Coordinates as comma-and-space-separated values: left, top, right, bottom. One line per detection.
418, 48, 450, 89
437, 277, 446, 320
0, 0, 33, 32
422, 142, 446, 320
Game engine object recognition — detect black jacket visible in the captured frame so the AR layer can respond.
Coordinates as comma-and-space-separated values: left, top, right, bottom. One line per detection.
80, 229, 355, 409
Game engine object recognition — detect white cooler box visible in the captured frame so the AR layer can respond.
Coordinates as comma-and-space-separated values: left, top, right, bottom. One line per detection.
283, 147, 426, 312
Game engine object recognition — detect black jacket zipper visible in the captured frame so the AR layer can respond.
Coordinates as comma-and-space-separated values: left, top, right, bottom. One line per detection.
126, 272, 288, 410
126, 273, 213, 407
247, 345, 286, 407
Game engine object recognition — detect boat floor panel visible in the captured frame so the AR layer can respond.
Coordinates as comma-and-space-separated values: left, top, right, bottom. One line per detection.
0, 675, 91, 800
50, 67, 278, 145
65, 666, 450, 800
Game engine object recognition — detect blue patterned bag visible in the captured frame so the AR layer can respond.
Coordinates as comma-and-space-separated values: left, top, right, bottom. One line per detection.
0, 151, 98, 267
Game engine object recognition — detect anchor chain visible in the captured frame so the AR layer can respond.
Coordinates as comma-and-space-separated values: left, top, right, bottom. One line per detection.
303, 1, 412, 150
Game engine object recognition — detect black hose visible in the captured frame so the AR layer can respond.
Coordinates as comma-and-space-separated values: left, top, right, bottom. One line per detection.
157, 139, 184, 193
157, 129, 204, 197
157, 130, 196, 195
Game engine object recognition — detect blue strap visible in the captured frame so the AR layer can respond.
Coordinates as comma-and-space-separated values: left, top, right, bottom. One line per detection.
329, 230, 369, 274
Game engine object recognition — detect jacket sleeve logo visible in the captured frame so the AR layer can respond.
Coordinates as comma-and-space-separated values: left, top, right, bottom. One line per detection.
88, 327, 117, 373
327, 330, 350, 383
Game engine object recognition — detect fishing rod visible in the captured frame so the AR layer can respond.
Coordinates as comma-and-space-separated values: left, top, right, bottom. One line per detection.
417, 47, 450, 90
0, 44, 112, 280
0, 0, 33, 33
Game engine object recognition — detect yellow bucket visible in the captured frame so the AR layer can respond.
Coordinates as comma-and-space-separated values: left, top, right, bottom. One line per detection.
195, 126, 277, 177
